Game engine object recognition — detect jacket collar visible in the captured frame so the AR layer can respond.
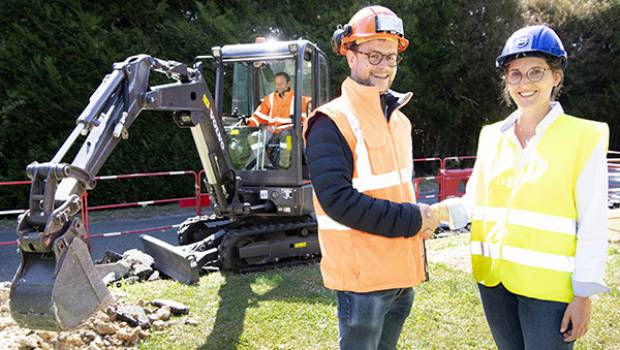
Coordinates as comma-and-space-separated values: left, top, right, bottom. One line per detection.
274, 88, 293, 99
384, 89, 412, 118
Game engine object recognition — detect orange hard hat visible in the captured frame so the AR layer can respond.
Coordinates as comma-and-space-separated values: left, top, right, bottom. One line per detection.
332, 5, 409, 55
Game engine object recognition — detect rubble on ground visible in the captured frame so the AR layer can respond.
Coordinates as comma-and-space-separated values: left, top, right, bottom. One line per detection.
0, 281, 192, 350
95, 249, 159, 286
151, 299, 190, 316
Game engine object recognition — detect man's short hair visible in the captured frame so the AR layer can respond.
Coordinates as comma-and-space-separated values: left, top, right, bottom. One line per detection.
275, 72, 290, 82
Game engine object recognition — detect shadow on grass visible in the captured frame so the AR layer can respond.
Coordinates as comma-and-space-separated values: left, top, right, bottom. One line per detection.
198, 263, 334, 350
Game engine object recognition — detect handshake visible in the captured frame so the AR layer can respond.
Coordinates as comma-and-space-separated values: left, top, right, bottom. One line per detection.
416, 198, 469, 239
416, 203, 445, 239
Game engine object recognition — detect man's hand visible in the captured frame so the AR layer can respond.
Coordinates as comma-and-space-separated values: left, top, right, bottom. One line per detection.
417, 203, 438, 239
560, 296, 592, 342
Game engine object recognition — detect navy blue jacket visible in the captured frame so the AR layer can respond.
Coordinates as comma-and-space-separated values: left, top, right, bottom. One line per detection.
305, 93, 423, 238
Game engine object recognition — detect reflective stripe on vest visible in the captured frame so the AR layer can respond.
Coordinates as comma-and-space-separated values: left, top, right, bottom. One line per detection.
470, 241, 575, 272
471, 206, 576, 236
316, 213, 350, 231
269, 93, 274, 117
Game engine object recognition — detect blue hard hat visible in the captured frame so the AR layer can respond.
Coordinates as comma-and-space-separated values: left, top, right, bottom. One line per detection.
496, 25, 567, 69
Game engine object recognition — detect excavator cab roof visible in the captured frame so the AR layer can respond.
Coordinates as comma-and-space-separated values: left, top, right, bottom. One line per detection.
215, 39, 314, 60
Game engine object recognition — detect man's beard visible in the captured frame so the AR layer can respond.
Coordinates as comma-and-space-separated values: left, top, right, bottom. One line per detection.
351, 73, 393, 92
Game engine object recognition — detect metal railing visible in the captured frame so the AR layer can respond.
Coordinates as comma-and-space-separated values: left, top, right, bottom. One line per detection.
0, 170, 210, 246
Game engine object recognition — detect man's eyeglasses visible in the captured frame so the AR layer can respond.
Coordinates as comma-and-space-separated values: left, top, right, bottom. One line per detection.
355, 50, 402, 67
505, 67, 549, 85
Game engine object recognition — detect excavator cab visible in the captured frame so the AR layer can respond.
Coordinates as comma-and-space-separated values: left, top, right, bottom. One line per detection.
143, 40, 329, 283
10, 40, 329, 330
226, 59, 300, 172
215, 40, 329, 212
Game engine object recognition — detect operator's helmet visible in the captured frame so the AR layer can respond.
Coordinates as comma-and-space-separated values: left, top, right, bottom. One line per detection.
331, 5, 409, 55
496, 25, 567, 70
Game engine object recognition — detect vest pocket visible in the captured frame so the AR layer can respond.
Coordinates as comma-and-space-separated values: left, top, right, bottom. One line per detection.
352, 233, 411, 289
366, 144, 395, 176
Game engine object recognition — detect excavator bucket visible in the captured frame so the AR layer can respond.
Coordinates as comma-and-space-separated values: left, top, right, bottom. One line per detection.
10, 237, 112, 330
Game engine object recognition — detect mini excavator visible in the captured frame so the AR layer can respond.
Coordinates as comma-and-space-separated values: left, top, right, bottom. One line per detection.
10, 39, 330, 330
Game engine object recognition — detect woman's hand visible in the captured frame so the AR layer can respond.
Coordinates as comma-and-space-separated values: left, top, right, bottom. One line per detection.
560, 296, 592, 342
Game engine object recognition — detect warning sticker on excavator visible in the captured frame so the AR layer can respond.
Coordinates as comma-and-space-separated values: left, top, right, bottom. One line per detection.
202, 94, 211, 109
294, 242, 307, 248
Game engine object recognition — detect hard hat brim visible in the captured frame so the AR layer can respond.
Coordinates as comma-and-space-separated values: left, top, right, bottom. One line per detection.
340, 33, 409, 55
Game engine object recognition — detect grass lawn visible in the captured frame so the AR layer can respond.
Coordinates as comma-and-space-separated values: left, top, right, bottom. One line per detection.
119, 235, 620, 350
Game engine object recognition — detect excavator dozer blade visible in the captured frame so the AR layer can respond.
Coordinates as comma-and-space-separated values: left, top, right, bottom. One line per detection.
141, 234, 218, 285
10, 238, 113, 331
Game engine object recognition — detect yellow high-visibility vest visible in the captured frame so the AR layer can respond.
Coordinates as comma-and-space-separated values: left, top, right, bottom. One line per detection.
470, 113, 609, 303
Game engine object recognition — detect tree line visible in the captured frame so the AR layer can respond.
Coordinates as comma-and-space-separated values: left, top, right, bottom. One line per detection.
0, 0, 617, 207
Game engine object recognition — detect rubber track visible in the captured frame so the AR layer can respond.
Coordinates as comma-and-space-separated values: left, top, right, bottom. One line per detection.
218, 217, 318, 273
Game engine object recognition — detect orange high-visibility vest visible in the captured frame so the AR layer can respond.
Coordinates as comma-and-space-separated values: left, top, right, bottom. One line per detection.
248, 89, 309, 132
309, 77, 427, 292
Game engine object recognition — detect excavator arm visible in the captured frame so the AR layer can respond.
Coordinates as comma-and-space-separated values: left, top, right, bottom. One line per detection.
10, 55, 234, 330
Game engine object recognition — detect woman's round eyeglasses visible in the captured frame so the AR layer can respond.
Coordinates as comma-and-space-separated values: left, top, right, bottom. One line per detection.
505, 67, 549, 85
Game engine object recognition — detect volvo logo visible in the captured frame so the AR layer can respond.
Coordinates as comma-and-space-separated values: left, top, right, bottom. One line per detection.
516, 36, 529, 48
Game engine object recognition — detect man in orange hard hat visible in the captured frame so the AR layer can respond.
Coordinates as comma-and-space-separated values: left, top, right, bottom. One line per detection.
304, 5, 438, 350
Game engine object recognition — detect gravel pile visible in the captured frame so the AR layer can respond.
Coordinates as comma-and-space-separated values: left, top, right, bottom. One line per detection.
0, 282, 195, 350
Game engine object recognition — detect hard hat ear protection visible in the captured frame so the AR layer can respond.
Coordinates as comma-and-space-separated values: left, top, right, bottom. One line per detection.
331, 24, 352, 55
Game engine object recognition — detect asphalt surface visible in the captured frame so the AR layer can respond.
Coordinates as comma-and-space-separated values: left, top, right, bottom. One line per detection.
0, 212, 195, 282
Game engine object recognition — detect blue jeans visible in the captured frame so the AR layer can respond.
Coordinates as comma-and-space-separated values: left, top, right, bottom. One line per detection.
337, 288, 414, 350
478, 283, 574, 350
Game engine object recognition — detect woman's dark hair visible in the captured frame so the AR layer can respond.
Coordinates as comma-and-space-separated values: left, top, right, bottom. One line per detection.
500, 54, 564, 106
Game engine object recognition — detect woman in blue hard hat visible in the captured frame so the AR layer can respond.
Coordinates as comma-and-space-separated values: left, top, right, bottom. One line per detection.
434, 25, 610, 349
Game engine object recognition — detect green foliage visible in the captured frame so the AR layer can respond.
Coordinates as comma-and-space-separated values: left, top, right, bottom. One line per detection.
521, 0, 620, 147
0, 0, 618, 209
386, 0, 524, 157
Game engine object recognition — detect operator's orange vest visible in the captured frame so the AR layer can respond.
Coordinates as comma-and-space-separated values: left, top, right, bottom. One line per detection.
309, 77, 427, 292
249, 89, 309, 132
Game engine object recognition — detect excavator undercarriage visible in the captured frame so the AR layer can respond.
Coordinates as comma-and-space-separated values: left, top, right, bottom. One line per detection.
143, 215, 319, 284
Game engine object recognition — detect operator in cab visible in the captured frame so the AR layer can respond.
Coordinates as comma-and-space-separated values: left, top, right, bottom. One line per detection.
245, 72, 309, 169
